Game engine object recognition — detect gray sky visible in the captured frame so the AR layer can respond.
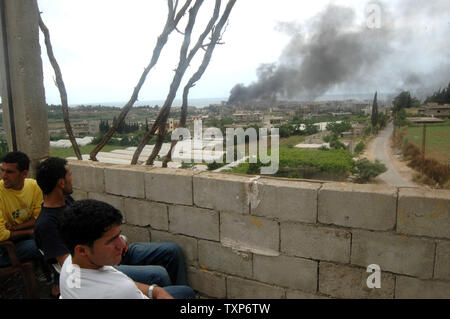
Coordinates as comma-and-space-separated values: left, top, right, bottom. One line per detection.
36, 0, 450, 105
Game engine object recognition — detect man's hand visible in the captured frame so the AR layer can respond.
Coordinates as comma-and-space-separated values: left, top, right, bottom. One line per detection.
152, 286, 174, 299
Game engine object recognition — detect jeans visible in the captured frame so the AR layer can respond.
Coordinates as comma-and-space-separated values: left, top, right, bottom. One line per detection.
0, 237, 42, 267
114, 242, 194, 299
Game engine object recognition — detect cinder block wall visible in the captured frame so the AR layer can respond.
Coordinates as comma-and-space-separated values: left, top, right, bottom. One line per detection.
68, 160, 450, 299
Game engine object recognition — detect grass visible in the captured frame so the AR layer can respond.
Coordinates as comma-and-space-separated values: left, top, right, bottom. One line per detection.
50, 144, 128, 158
279, 135, 306, 149
404, 120, 450, 164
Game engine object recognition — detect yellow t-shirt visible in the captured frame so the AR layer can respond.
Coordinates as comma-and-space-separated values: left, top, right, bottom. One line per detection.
0, 178, 43, 241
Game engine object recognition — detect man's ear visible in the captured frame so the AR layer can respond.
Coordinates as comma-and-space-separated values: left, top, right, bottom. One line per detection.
21, 169, 29, 179
74, 245, 89, 257
57, 177, 65, 189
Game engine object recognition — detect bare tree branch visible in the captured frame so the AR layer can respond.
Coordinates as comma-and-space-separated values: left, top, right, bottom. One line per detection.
89, 0, 193, 161
38, 13, 82, 160
131, 0, 210, 165
162, 0, 237, 167
135, 0, 225, 165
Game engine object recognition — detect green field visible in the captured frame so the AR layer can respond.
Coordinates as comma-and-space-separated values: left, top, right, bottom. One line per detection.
50, 144, 128, 159
404, 120, 450, 164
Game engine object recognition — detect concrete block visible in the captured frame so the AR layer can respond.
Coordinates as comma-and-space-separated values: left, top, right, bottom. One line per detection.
69, 161, 105, 193
169, 205, 219, 241
318, 183, 397, 231
120, 224, 150, 243
435, 240, 450, 280
150, 230, 198, 266
124, 198, 168, 231
351, 229, 435, 279
397, 188, 450, 239
145, 168, 196, 205
253, 255, 317, 293
395, 276, 450, 299
105, 166, 147, 198
193, 172, 254, 214
319, 262, 395, 299
71, 189, 87, 201
251, 178, 319, 223
88, 192, 125, 213
286, 290, 330, 299
220, 211, 279, 256
281, 223, 351, 263
187, 267, 226, 298
198, 240, 252, 278
227, 276, 285, 299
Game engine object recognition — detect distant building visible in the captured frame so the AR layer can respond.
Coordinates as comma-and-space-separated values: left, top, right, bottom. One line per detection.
419, 103, 450, 119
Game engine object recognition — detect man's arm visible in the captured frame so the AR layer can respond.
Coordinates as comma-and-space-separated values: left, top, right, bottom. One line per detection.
134, 281, 174, 299
7, 218, 35, 231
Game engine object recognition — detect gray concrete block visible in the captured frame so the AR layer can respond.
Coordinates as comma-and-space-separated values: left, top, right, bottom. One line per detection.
281, 223, 351, 263
435, 240, 450, 280
69, 161, 105, 193
150, 230, 198, 266
286, 290, 330, 299
251, 178, 319, 223
105, 165, 148, 199
124, 198, 168, 231
253, 255, 317, 293
319, 262, 395, 299
227, 276, 285, 299
168, 205, 219, 241
120, 224, 150, 243
395, 276, 450, 299
220, 211, 280, 256
198, 240, 252, 278
193, 172, 254, 214
351, 229, 435, 279
71, 189, 87, 201
397, 188, 450, 239
187, 267, 226, 298
318, 183, 397, 231
88, 192, 125, 213
145, 168, 196, 205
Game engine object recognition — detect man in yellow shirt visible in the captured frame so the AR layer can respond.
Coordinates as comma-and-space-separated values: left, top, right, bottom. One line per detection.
0, 151, 44, 267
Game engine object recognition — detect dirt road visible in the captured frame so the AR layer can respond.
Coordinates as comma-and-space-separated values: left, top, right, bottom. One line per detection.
365, 122, 418, 187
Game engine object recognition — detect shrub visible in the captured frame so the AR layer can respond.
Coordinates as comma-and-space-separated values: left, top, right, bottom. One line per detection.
353, 158, 387, 183
354, 141, 365, 155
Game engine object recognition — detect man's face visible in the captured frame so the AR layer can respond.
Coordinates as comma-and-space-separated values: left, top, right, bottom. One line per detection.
85, 225, 126, 267
63, 165, 73, 195
1, 162, 27, 190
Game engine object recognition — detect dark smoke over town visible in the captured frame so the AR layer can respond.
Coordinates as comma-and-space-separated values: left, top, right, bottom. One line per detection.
228, 1, 450, 104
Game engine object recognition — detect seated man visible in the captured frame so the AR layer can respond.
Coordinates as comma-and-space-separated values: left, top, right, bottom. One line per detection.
0, 151, 43, 267
59, 199, 189, 299
35, 157, 194, 298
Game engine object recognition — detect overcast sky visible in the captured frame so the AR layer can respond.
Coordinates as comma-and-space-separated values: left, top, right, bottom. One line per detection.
36, 0, 450, 105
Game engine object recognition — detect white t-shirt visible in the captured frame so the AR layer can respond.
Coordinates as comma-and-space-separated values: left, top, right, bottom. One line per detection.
59, 255, 148, 299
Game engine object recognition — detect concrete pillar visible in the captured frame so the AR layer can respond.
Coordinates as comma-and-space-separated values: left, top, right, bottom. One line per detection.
0, 0, 49, 177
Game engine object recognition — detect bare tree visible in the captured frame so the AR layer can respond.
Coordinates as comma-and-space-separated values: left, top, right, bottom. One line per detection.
162, 2, 234, 167
89, 0, 193, 161
132, 0, 237, 165
38, 13, 82, 160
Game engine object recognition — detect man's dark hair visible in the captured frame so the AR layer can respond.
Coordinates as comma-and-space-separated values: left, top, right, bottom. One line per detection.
59, 199, 123, 255
1, 151, 30, 171
36, 157, 68, 195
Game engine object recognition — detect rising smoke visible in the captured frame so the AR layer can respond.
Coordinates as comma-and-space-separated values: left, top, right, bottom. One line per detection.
228, 1, 450, 104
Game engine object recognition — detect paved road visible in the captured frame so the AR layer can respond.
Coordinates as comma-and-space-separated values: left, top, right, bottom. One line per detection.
368, 122, 417, 187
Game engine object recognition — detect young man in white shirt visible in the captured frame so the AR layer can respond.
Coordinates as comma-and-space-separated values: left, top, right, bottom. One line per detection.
59, 199, 187, 299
